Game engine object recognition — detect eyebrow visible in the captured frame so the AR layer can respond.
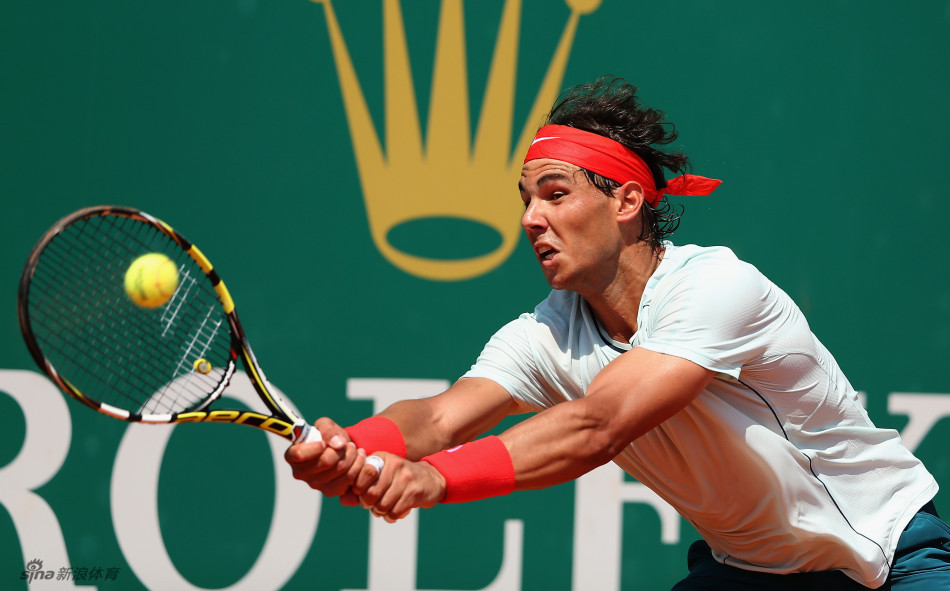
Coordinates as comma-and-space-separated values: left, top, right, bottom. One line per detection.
518, 171, 575, 193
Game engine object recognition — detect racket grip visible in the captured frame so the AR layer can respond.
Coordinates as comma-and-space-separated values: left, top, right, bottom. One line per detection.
295, 423, 323, 444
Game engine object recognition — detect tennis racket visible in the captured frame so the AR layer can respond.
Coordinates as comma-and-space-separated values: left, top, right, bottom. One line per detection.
17, 205, 321, 444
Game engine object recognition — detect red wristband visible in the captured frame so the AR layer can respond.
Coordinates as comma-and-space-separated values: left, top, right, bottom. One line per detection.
344, 416, 407, 458
421, 436, 516, 503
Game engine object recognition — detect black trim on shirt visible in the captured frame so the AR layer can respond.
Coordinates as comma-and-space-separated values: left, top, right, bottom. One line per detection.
589, 305, 631, 354
733, 377, 889, 566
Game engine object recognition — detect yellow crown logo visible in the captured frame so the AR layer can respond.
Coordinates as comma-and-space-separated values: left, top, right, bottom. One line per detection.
310, 0, 601, 281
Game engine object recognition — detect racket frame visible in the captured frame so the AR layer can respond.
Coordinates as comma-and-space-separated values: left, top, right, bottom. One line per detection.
18, 205, 317, 443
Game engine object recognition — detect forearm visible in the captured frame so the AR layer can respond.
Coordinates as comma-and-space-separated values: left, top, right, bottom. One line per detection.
377, 398, 452, 460
409, 398, 619, 506
499, 397, 620, 491
353, 377, 522, 461
286, 376, 518, 500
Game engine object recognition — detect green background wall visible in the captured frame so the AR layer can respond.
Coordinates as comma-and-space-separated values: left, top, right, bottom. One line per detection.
2, 1, 949, 589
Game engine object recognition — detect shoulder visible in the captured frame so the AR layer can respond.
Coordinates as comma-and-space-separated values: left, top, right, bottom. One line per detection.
637, 245, 791, 373
663, 244, 749, 275
647, 244, 778, 332
481, 289, 576, 341
498, 289, 584, 344
534, 289, 582, 320
656, 244, 766, 298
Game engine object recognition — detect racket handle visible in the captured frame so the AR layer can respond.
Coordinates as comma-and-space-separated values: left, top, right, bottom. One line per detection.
295, 423, 323, 444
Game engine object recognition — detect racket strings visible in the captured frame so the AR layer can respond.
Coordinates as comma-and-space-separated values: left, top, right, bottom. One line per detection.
26, 213, 234, 417
144, 282, 228, 415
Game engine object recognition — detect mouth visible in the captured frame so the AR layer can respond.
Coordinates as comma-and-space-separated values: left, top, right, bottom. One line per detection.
534, 243, 559, 264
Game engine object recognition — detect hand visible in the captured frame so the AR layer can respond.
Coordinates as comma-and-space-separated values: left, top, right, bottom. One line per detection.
284, 417, 366, 498
351, 453, 447, 523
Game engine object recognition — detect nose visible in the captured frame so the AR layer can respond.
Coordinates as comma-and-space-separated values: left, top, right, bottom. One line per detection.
521, 199, 546, 234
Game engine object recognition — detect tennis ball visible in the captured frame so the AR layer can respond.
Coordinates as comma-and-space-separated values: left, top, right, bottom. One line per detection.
124, 253, 179, 308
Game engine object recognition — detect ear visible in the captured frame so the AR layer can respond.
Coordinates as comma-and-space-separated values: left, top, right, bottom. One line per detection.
614, 181, 646, 222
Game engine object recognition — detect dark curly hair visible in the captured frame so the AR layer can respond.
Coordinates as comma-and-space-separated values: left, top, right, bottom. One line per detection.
544, 75, 689, 249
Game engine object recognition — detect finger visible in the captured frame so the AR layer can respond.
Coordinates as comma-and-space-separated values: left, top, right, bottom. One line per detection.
314, 417, 350, 451
287, 444, 343, 481
345, 448, 367, 482
367, 483, 401, 520
365, 455, 384, 476
293, 442, 360, 491
358, 474, 385, 509
391, 506, 413, 521
372, 480, 404, 517
370, 505, 389, 519
359, 487, 380, 509
339, 490, 360, 507
380, 461, 442, 519
367, 466, 408, 517
286, 417, 349, 463
387, 490, 419, 521
352, 454, 384, 495
383, 507, 412, 523
284, 437, 327, 464
318, 447, 366, 497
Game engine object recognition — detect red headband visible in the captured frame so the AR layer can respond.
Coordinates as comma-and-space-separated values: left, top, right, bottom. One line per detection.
523, 124, 721, 206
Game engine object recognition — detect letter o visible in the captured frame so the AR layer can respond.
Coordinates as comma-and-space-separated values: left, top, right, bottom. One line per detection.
111, 372, 320, 590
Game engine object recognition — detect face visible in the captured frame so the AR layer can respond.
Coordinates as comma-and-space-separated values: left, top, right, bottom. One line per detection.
519, 158, 625, 293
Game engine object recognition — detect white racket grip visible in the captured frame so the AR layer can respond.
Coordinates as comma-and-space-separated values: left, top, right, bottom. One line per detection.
296, 423, 323, 444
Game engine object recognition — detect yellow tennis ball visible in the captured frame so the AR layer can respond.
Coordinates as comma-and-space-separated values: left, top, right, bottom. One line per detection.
124, 253, 179, 308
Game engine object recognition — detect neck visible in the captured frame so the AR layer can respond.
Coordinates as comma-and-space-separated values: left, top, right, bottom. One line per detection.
582, 244, 664, 342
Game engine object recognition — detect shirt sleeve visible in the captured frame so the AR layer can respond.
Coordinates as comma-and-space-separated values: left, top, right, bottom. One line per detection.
637, 255, 778, 378
462, 315, 552, 408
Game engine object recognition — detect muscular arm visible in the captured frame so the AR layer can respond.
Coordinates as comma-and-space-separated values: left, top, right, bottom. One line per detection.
379, 377, 530, 460
357, 348, 715, 520
502, 347, 714, 490
284, 377, 527, 495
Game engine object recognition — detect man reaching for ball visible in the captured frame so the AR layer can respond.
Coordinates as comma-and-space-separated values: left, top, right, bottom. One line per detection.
285, 76, 950, 589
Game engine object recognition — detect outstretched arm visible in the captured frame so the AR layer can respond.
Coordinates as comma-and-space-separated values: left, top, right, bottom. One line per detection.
353, 348, 715, 521
284, 377, 527, 496
505, 347, 714, 488
375, 377, 529, 459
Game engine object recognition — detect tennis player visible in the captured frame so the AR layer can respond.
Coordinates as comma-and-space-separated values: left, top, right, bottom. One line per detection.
286, 76, 950, 589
